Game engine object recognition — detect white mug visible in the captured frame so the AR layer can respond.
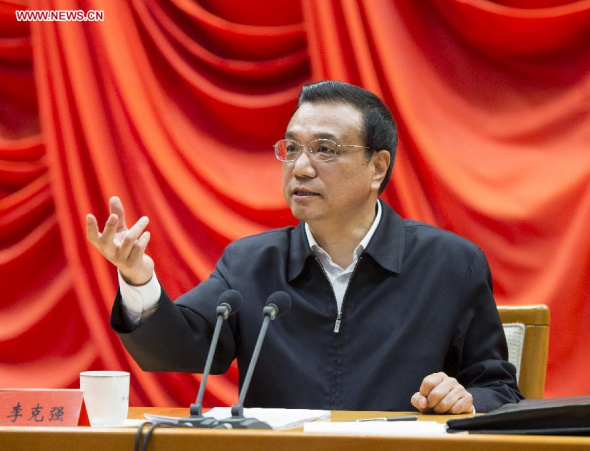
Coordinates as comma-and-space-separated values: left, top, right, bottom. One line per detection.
80, 371, 130, 427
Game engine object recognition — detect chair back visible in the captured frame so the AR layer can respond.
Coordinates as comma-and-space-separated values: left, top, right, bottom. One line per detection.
498, 304, 550, 399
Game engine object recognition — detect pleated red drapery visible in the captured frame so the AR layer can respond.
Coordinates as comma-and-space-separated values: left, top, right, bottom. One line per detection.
0, 0, 589, 407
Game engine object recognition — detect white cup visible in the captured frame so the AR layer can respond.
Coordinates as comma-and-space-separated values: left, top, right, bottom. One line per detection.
80, 371, 130, 427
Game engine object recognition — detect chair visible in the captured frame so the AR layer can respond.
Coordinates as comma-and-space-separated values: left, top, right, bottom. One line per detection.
498, 304, 550, 399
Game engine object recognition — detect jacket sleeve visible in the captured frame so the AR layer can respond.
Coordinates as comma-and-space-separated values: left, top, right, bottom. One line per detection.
447, 249, 524, 413
110, 250, 238, 375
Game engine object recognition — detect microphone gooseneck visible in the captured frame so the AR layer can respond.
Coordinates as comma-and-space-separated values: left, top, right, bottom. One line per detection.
178, 290, 242, 428
218, 291, 292, 430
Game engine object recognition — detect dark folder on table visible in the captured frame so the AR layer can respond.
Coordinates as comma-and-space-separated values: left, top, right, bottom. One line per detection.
447, 396, 590, 435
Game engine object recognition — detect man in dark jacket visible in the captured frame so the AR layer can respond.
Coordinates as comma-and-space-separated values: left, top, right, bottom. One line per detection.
87, 81, 522, 413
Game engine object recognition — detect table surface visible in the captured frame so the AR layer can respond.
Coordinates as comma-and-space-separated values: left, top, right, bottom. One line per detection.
1, 407, 589, 451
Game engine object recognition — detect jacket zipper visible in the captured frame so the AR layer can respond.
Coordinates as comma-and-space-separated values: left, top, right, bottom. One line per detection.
315, 257, 338, 328
315, 256, 364, 333
335, 256, 363, 333
315, 255, 363, 410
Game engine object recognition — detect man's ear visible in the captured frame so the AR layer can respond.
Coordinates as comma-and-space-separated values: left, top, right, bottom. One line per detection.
371, 150, 391, 191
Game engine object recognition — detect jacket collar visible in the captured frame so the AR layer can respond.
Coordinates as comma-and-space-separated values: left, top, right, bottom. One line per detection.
287, 200, 405, 282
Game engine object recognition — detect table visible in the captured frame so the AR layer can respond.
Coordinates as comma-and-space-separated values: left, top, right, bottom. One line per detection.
1, 407, 589, 450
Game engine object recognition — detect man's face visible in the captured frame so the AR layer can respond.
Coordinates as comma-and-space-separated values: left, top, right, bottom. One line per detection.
282, 102, 382, 226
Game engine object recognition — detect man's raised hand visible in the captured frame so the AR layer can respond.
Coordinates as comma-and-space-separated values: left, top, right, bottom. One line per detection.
86, 196, 154, 286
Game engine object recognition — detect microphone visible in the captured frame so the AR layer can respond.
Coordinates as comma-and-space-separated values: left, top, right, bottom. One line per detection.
178, 290, 242, 428
217, 291, 292, 429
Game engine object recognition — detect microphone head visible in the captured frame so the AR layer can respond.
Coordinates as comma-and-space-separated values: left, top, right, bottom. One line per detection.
265, 291, 292, 317
218, 290, 242, 316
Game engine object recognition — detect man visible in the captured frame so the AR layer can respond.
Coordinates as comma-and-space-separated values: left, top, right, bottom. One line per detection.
87, 81, 522, 414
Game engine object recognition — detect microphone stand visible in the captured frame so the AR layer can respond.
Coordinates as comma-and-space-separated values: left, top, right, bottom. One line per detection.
217, 305, 279, 429
178, 304, 231, 428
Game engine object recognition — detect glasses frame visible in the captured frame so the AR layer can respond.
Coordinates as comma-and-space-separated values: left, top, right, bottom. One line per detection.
274, 138, 371, 163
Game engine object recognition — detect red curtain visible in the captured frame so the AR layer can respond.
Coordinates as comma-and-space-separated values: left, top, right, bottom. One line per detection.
1, 0, 589, 407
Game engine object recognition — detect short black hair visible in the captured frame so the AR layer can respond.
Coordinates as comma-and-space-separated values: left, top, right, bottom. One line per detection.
296, 80, 398, 194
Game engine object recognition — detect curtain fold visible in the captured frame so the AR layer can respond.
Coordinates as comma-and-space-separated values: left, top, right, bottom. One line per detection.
1, 0, 588, 407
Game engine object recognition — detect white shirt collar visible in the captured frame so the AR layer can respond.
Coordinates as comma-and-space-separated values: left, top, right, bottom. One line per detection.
305, 201, 382, 269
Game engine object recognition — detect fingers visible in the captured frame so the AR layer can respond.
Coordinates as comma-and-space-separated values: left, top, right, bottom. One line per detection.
87, 197, 128, 249
411, 392, 428, 412
418, 372, 446, 399
86, 206, 150, 264
411, 372, 445, 413
118, 216, 149, 260
100, 213, 119, 246
413, 372, 474, 414
429, 385, 473, 414
127, 231, 151, 265
86, 200, 155, 285
441, 389, 473, 414
86, 214, 100, 244
109, 196, 126, 229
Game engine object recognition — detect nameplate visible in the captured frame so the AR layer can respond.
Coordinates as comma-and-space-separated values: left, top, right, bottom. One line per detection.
0, 389, 84, 427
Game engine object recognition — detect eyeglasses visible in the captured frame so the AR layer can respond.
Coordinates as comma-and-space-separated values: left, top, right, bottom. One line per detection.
274, 139, 371, 163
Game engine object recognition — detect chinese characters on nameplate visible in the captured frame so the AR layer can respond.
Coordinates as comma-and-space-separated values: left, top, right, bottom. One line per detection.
0, 389, 84, 427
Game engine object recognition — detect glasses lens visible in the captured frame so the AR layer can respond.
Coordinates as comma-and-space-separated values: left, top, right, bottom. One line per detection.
275, 139, 300, 161
309, 139, 338, 161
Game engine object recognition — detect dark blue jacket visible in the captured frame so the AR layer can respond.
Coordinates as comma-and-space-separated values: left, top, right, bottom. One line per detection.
111, 201, 522, 412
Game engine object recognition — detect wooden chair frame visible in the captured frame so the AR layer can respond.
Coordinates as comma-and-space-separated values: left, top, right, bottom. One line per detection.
497, 304, 550, 399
